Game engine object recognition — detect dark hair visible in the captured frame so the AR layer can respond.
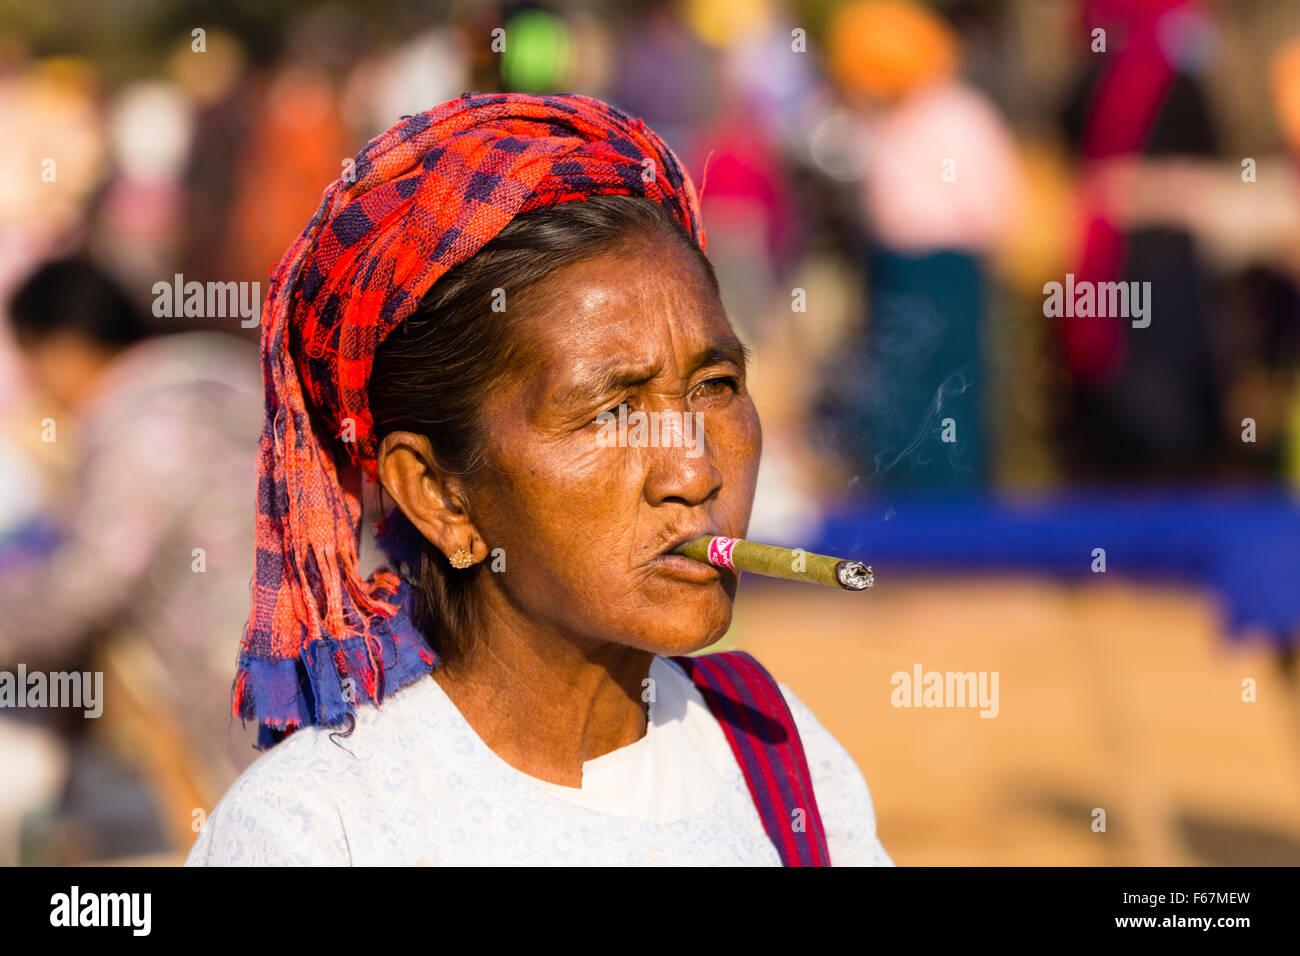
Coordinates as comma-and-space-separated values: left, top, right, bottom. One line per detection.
8, 256, 150, 349
370, 193, 719, 670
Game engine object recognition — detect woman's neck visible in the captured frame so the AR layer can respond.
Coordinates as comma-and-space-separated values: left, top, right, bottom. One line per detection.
430, 600, 654, 787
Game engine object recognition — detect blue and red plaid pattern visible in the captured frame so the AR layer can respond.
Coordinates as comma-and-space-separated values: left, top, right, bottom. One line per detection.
235, 92, 706, 745
671, 651, 833, 866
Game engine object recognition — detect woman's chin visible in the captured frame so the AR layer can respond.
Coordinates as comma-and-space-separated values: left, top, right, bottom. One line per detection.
630, 603, 734, 658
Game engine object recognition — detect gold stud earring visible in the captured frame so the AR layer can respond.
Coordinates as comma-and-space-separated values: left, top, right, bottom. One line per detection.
449, 547, 474, 569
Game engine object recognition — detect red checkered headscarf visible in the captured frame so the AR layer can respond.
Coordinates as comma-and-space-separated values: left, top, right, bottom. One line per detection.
234, 92, 706, 747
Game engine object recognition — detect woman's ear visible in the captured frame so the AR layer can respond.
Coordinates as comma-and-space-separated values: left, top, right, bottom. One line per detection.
376, 431, 481, 563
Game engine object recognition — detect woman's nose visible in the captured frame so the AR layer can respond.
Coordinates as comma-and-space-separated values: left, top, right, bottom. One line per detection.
642, 410, 723, 507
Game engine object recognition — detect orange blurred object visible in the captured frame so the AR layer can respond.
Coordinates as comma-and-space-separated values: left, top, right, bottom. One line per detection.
1271, 36, 1300, 155
826, 0, 959, 103
224, 65, 348, 283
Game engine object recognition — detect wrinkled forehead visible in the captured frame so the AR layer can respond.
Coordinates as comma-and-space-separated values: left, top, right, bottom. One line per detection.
511, 238, 736, 394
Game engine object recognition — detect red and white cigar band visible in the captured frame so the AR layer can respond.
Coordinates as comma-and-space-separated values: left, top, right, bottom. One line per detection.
707, 535, 738, 569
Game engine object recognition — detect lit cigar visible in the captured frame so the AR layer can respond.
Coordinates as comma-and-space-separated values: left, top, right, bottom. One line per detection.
672, 535, 874, 591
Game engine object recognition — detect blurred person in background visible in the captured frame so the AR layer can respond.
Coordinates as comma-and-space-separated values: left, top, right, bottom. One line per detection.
1270, 36, 1300, 487
217, 49, 349, 289
610, 0, 718, 159
819, 0, 1023, 494
0, 256, 261, 862
1057, 0, 1226, 482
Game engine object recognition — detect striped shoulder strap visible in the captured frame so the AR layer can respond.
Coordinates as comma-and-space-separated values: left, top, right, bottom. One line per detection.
670, 650, 831, 866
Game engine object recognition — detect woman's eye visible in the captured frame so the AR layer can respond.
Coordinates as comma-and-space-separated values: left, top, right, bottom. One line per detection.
694, 376, 738, 399
591, 401, 626, 425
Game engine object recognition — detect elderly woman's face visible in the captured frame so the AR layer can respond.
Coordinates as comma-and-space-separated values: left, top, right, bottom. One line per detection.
469, 234, 761, 656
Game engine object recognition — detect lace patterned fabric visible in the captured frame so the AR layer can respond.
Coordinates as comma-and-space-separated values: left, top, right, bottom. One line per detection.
187, 655, 892, 866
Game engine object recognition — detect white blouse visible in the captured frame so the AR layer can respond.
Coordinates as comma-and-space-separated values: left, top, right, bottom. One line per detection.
186, 655, 893, 866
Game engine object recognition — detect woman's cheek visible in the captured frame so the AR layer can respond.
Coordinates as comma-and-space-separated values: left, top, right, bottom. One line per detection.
509, 440, 641, 540
711, 400, 762, 487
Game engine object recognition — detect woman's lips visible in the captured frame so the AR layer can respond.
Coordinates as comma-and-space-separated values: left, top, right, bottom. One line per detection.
649, 551, 722, 584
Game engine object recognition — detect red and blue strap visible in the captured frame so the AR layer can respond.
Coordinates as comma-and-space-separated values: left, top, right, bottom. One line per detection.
671, 650, 831, 866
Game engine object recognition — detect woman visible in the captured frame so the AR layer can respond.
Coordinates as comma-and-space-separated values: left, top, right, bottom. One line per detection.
822, 0, 1021, 492
187, 92, 891, 866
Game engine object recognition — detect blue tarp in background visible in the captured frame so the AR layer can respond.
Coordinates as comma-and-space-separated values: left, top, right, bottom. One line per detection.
808, 490, 1300, 647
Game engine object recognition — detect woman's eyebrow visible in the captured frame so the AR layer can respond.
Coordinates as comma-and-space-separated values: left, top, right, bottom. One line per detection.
555, 358, 661, 407
691, 338, 751, 374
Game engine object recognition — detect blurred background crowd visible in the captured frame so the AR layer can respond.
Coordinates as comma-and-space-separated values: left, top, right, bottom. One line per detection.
2, 0, 1299, 865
